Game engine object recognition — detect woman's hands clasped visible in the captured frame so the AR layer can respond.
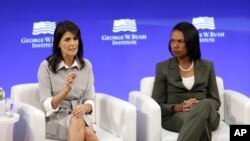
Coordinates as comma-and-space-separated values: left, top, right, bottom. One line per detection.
181, 98, 199, 112
173, 98, 199, 112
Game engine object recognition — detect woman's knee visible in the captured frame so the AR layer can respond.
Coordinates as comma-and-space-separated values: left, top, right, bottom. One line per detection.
194, 99, 219, 121
85, 127, 98, 141
69, 116, 86, 130
194, 99, 214, 112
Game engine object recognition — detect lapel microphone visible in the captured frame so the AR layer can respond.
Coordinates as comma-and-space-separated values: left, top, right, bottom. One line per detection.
177, 77, 182, 82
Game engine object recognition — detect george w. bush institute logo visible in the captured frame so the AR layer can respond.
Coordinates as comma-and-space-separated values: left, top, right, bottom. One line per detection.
101, 18, 147, 46
112, 19, 137, 33
32, 21, 56, 35
192, 16, 225, 43
192, 17, 215, 30
20, 21, 55, 48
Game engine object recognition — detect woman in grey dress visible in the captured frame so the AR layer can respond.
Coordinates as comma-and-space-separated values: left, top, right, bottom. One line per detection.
38, 21, 98, 141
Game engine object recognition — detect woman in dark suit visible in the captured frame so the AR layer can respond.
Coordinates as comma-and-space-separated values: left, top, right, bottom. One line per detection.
152, 22, 221, 141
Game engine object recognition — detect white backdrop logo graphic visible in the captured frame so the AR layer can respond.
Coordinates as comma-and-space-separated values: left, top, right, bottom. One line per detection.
20, 21, 55, 48
101, 19, 147, 46
192, 16, 225, 43
192, 17, 215, 30
32, 21, 56, 35
112, 19, 137, 33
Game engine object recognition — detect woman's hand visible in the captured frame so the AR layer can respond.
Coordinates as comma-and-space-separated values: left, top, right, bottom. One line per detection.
173, 98, 199, 112
182, 98, 199, 112
65, 72, 77, 91
72, 104, 92, 118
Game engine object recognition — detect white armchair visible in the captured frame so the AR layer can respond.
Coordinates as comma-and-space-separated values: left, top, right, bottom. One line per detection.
129, 76, 250, 141
11, 83, 136, 141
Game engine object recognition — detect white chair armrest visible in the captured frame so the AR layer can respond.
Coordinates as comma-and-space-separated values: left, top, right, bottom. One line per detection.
224, 89, 250, 124
11, 83, 41, 110
129, 91, 161, 141
95, 93, 136, 141
13, 102, 46, 141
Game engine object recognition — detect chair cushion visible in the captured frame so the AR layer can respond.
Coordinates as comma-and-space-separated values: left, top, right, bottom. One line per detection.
93, 124, 122, 141
161, 121, 229, 141
212, 121, 229, 141
161, 128, 178, 141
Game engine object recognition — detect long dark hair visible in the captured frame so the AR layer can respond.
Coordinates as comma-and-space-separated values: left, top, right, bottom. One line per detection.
47, 21, 85, 73
168, 22, 201, 60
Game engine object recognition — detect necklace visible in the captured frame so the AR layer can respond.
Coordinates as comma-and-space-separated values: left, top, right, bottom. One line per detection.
178, 61, 194, 72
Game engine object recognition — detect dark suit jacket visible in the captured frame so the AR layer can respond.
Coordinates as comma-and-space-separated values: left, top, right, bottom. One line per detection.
152, 57, 221, 117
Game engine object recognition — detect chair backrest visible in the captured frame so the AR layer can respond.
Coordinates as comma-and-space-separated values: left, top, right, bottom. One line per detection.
11, 83, 42, 110
139, 76, 225, 120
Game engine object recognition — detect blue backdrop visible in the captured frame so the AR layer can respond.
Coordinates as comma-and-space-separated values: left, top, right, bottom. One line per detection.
0, 0, 250, 100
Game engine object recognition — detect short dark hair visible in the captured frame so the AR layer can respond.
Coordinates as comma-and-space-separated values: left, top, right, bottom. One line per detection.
168, 22, 201, 60
47, 21, 85, 73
